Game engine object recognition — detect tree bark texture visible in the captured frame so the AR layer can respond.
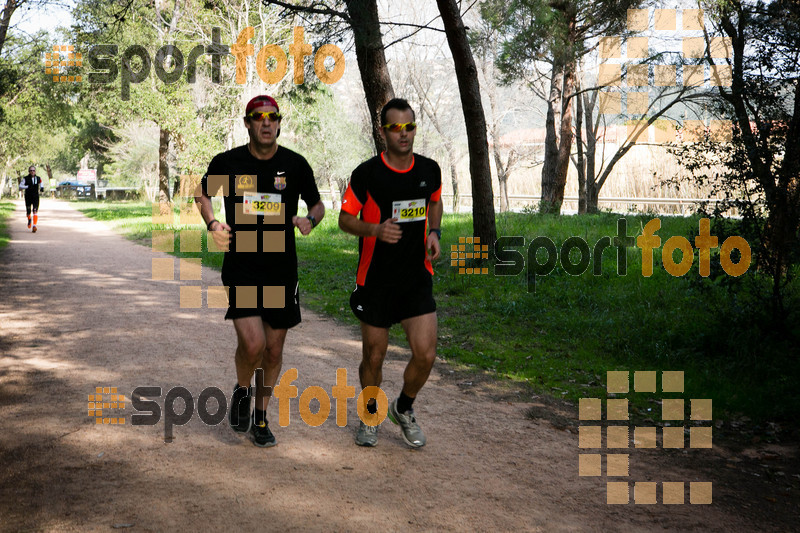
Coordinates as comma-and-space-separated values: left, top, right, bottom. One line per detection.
158, 127, 171, 207
344, 0, 394, 154
437, 0, 496, 244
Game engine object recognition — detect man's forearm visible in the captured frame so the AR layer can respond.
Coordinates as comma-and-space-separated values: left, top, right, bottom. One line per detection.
428, 200, 443, 229
339, 211, 377, 238
195, 193, 216, 226
308, 201, 325, 224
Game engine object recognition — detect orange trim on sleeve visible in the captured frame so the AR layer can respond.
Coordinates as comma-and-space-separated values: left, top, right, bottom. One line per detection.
430, 184, 442, 202
356, 193, 381, 286
341, 184, 363, 216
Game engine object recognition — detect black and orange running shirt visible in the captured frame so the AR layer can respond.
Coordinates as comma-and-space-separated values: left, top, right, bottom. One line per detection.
341, 152, 442, 289
201, 145, 321, 285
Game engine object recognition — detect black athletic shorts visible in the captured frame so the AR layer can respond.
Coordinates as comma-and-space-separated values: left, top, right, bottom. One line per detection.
349, 276, 436, 328
25, 194, 39, 213
222, 278, 301, 329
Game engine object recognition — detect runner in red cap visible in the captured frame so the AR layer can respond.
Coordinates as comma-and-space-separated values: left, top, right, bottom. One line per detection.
195, 95, 325, 447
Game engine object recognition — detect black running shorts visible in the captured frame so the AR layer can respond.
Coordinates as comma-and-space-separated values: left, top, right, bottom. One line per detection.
349, 276, 436, 328
223, 280, 301, 329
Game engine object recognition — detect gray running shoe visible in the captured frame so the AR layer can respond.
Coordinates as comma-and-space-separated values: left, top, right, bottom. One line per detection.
355, 421, 378, 447
387, 398, 426, 448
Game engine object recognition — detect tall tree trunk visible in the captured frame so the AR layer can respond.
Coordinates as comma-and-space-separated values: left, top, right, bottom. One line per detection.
327, 174, 339, 210
584, 92, 599, 213
552, 59, 575, 213
575, 80, 586, 214
45, 163, 53, 196
450, 159, 459, 213
500, 178, 510, 212
540, 59, 563, 214
344, 0, 394, 154
487, 65, 508, 213
158, 127, 171, 208
0, 0, 17, 58
440, 136, 459, 213
437, 0, 496, 245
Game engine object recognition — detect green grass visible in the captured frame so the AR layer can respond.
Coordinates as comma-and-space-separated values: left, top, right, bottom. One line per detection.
0, 201, 14, 251
74, 200, 800, 425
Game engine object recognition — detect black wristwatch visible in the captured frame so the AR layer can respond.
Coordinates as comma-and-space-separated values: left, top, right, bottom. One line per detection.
207, 218, 219, 230
306, 214, 317, 228
429, 228, 441, 239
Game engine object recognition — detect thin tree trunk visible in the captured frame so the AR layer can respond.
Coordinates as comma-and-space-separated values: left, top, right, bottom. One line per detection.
327, 174, 339, 210
437, 0, 496, 245
585, 92, 599, 213
0, 0, 17, 58
344, 0, 394, 154
575, 80, 586, 214
540, 59, 563, 214
450, 159, 459, 213
158, 127, 171, 208
551, 59, 575, 213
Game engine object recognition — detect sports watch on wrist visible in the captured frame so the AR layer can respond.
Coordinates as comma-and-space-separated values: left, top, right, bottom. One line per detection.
429, 228, 441, 239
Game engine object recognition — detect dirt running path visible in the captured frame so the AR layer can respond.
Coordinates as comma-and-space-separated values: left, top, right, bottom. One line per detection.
0, 199, 796, 532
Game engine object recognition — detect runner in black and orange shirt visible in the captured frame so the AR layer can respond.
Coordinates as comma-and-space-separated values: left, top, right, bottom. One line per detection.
195, 95, 324, 448
339, 98, 443, 448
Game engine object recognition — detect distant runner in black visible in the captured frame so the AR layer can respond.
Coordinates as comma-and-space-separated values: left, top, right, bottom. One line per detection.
20, 166, 44, 233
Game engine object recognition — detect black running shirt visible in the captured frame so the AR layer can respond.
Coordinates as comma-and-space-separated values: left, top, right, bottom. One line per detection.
342, 152, 442, 288
20, 175, 43, 198
201, 145, 321, 284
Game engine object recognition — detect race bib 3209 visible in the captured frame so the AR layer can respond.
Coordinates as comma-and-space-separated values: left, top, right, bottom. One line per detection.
243, 193, 282, 216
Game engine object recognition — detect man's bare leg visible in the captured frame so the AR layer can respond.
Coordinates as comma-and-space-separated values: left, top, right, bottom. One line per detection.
354, 322, 389, 446
386, 312, 437, 448
399, 312, 437, 398
254, 323, 288, 412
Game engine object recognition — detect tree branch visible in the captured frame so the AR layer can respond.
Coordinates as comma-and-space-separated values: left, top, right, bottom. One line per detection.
261, 0, 349, 23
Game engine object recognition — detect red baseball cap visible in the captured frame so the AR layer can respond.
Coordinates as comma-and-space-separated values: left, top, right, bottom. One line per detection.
245, 95, 279, 115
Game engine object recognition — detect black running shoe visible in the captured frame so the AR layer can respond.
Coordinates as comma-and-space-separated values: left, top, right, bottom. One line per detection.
229, 385, 252, 433
251, 420, 276, 447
